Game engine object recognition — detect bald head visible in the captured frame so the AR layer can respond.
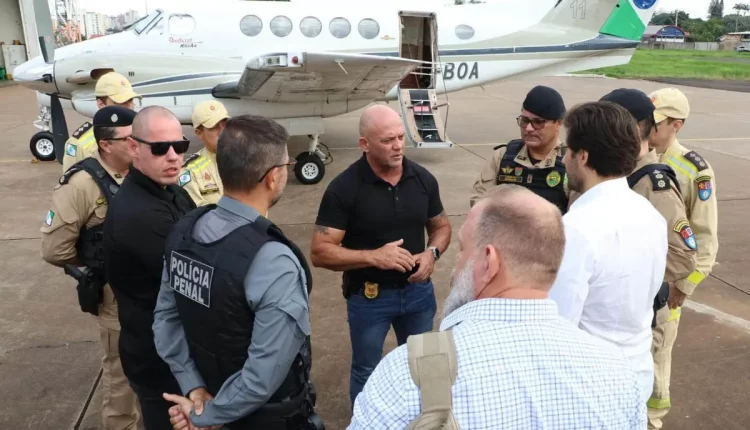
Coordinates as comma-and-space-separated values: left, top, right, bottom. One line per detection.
471, 184, 566, 289
359, 104, 401, 137
132, 105, 181, 140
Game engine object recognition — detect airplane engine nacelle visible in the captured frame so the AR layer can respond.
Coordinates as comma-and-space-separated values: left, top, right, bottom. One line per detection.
70, 95, 99, 119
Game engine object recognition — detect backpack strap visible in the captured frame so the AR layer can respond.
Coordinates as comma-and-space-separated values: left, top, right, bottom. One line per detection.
407, 330, 458, 413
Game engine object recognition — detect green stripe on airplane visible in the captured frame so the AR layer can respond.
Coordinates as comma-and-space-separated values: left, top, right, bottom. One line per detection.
599, 0, 647, 42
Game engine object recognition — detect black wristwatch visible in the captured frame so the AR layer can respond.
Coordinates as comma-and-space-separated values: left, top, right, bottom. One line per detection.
428, 246, 440, 261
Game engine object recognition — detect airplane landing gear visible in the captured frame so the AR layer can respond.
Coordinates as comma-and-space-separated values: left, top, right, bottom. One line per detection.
294, 134, 331, 185
30, 105, 56, 161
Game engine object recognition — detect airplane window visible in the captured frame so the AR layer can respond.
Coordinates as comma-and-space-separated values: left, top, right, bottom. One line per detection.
329, 17, 351, 38
169, 14, 196, 36
240, 15, 263, 37
270, 16, 293, 37
455, 24, 475, 40
358, 19, 379, 39
132, 10, 161, 34
300, 17, 322, 38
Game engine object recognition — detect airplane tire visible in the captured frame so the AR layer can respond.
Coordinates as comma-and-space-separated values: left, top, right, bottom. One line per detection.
30, 131, 56, 162
294, 152, 325, 185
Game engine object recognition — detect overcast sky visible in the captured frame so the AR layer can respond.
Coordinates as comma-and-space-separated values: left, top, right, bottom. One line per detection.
76, 0, 741, 22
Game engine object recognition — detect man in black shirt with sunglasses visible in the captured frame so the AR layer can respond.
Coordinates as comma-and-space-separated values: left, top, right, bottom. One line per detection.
469, 85, 570, 214
103, 105, 197, 430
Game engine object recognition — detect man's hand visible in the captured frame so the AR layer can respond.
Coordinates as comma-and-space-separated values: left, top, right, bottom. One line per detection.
369, 239, 414, 273
164, 393, 222, 430
188, 387, 213, 416
668, 282, 688, 309
408, 251, 435, 283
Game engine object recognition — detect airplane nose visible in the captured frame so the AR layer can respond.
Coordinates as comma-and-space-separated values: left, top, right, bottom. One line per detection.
13, 56, 57, 94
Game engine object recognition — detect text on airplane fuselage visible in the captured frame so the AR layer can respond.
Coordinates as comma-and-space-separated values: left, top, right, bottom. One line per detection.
442, 62, 479, 80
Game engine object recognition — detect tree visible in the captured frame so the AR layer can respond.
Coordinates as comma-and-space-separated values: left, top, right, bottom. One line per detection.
708, 0, 724, 19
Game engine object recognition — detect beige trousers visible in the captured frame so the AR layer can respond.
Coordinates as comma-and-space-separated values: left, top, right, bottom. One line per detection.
97, 284, 141, 429
648, 306, 682, 430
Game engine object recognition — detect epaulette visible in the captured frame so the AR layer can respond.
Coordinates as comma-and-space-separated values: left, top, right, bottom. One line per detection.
648, 169, 671, 192
493, 143, 508, 151
182, 152, 201, 168
683, 151, 709, 172
72, 121, 93, 139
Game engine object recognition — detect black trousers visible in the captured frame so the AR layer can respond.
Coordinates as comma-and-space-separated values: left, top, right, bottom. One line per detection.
129, 377, 182, 430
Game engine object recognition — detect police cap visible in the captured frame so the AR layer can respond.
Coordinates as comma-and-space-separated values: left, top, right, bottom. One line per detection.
93, 105, 137, 128
600, 88, 655, 123
522, 85, 566, 120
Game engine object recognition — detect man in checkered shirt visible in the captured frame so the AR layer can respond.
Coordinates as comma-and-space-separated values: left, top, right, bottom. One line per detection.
348, 184, 646, 429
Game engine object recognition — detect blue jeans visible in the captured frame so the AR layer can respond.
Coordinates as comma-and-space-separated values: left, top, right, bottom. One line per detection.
347, 279, 437, 406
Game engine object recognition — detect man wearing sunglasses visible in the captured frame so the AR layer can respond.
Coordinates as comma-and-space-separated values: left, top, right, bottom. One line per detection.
469, 85, 569, 214
103, 106, 197, 430
153, 115, 323, 430
40, 105, 141, 429
62, 72, 142, 172
178, 100, 230, 206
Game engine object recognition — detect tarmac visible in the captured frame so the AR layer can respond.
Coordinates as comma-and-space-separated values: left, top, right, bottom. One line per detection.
1, 75, 749, 429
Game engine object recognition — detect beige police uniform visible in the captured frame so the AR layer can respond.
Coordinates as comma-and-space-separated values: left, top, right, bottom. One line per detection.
40, 149, 141, 429
469, 141, 569, 207
647, 88, 719, 429
178, 100, 229, 206
61, 72, 141, 172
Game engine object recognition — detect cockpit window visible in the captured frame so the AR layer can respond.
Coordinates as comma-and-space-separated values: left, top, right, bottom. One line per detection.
132, 10, 162, 34
169, 14, 196, 35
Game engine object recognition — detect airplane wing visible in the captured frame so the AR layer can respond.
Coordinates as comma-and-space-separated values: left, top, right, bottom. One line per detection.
212, 51, 424, 103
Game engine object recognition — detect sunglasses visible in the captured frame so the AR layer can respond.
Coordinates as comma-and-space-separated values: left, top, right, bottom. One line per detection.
131, 136, 190, 156
258, 160, 298, 183
517, 115, 549, 130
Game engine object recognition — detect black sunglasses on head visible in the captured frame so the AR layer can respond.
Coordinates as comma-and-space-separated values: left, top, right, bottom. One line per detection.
131, 136, 190, 156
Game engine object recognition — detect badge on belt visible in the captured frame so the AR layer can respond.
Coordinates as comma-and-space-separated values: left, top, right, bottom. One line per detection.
364, 282, 379, 299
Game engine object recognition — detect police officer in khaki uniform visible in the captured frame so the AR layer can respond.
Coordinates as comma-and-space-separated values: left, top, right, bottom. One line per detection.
470, 85, 569, 213
178, 100, 230, 206
62, 72, 142, 172
41, 106, 141, 429
646, 87, 719, 429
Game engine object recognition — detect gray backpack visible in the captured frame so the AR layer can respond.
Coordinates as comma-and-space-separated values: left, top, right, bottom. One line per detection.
405, 330, 461, 430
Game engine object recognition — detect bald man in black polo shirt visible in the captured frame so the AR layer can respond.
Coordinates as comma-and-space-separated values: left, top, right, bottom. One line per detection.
311, 104, 452, 409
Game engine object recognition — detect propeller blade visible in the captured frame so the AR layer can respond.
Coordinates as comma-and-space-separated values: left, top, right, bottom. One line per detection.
50, 95, 69, 165
33, 0, 55, 64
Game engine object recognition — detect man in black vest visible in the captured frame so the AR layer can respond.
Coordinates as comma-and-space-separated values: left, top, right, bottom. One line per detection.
40, 105, 141, 429
470, 85, 569, 213
103, 106, 197, 429
154, 115, 322, 430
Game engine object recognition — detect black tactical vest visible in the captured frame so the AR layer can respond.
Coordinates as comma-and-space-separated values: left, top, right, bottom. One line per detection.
60, 157, 120, 275
495, 140, 568, 214
164, 205, 315, 429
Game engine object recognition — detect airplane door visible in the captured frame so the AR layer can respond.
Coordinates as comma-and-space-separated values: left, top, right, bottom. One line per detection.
397, 11, 438, 90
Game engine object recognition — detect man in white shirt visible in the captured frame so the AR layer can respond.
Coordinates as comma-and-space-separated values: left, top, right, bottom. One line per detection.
348, 184, 647, 429
549, 101, 668, 404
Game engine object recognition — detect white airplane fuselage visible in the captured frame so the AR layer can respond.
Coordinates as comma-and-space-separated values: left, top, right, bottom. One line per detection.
16, 0, 651, 126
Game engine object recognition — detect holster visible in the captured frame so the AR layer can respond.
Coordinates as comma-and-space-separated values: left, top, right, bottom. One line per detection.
64, 265, 105, 316
652, 282, 670, 328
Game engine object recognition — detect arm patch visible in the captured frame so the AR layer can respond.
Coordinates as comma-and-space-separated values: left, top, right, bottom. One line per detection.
72, 122, 92, 139
683, 151, 709, 172
648, 169, 672, 192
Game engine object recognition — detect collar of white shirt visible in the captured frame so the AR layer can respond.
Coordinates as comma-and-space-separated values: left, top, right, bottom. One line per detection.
568, 177, 629, 211
439, 298, 561, 331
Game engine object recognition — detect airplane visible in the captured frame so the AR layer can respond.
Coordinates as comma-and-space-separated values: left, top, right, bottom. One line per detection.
14, 0, 660, 185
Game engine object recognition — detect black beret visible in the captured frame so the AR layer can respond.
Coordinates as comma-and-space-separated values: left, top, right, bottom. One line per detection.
522, 86, 566, 120
600, 88, 655, 122
93, 105, 136, 128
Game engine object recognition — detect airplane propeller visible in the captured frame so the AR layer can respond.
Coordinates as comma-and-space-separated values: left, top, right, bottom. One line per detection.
33, 0, 69, 164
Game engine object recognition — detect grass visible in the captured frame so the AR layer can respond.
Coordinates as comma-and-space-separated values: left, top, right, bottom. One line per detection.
577, 48, 750, 81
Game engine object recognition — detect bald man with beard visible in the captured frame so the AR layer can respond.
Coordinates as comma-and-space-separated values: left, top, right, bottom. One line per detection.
311, 104, 452, 408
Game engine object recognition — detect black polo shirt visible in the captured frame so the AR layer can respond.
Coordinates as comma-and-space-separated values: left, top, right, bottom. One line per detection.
315, 154, 443, 285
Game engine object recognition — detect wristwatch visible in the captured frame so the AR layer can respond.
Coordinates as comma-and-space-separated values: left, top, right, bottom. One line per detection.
428, 246, 440, 261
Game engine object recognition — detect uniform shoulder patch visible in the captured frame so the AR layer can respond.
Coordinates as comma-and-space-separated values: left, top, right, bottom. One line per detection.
72, 122, 93, 139
696, 175, 713, 201
648, 169, 671, 192
673, 219, 697, 250
683, 151, 709, 172
45, 210, 55, 226
178, 171, 192, 187
181, 152, 202, 168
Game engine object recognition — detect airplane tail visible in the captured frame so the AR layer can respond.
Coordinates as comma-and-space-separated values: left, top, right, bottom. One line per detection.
541, 0, 660, 41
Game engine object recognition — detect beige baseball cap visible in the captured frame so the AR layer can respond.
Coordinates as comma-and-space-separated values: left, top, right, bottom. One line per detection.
192, 100, 230, 129
95, 72, 141, 104
649, 87, 690, 123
